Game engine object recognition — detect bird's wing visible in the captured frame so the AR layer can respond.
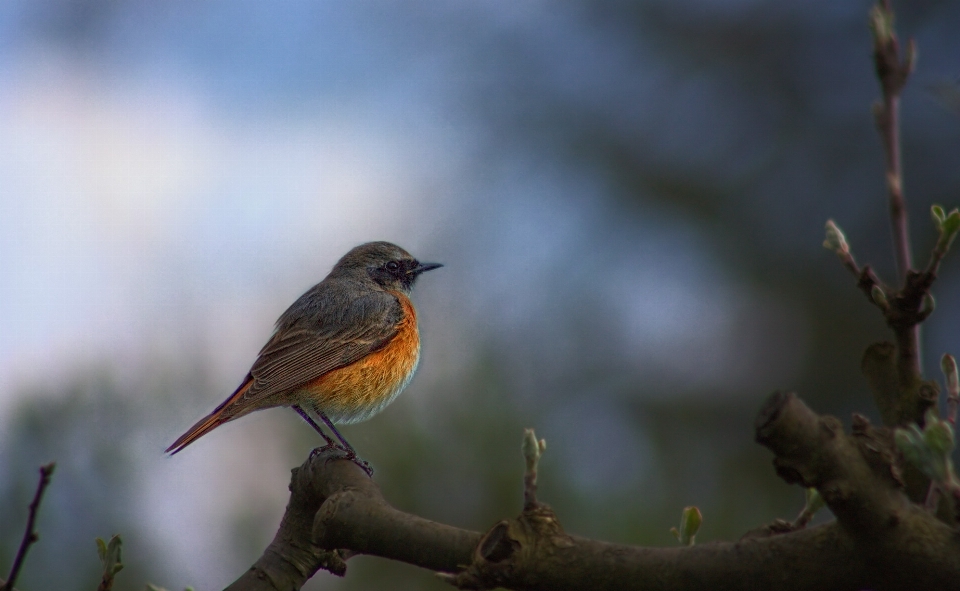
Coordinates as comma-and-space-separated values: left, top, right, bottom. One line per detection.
240, 291, 403, 403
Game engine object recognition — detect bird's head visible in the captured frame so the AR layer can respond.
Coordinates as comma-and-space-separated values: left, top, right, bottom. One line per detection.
333, 241, 442, 292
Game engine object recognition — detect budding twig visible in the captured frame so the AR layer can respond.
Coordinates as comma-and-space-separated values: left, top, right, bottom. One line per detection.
521, 428, 547, 511
870, 0, 916, 283
1, 463, 56, 591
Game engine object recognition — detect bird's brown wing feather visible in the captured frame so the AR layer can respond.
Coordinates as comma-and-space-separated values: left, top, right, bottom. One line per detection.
239, 291, 402, 404
164, 289, 402, 455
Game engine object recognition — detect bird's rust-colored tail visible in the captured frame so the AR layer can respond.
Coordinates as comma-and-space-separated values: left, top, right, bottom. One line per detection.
165, 378, 252, 455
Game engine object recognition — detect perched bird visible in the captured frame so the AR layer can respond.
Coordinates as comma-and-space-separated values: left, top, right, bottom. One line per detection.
165, 241, 441, 470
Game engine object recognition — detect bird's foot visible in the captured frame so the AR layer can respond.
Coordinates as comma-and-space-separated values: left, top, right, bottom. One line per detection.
338, 445, 374, 477
310, 444, 374, 477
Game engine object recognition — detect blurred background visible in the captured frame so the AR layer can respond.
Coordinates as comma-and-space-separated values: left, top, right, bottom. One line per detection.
2, 1, 960, 589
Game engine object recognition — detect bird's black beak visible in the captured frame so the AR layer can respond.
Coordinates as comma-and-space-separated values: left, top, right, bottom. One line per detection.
409, 261, 443, 276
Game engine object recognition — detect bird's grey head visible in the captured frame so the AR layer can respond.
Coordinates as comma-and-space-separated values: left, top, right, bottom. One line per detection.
332, 241, 442, 292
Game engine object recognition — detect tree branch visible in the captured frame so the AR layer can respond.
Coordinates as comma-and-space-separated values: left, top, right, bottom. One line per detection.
755, 392, 960, 589
229, 405, 960, 591
1, 463, 55, 591
224, 448, 349, 591
870, 0, 923, 391
871, 0, 915, 283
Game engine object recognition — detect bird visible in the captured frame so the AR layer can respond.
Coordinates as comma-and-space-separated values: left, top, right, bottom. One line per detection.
165, 241, 441, 471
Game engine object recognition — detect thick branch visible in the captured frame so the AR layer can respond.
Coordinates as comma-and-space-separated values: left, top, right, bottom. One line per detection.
232, 434, 960, 591
311, 457, 480, 573
755, 392, 960, 589
224, 449, 348, 591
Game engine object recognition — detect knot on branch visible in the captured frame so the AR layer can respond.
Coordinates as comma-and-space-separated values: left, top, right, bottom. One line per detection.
856, 268, 935, 333
850, 414, 905, 490
885, 270, 937, 329
441, 505, 572, 591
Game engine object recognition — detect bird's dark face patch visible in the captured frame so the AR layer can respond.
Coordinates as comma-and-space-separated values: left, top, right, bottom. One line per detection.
369, 258, 441, 291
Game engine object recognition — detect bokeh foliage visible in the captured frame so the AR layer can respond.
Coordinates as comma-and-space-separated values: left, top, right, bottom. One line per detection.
3, 1, 960, 590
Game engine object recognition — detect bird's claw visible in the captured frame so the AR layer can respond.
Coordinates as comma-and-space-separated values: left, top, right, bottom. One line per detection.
310, 444, 374, 476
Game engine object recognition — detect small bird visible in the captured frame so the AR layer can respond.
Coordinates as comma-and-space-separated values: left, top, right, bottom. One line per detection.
165, 241, 441, 470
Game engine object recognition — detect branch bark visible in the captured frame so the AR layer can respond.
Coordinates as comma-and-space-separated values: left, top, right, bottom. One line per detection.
230, 399, 960, 591
224, 449, 348, 591
755, 392, 960, 588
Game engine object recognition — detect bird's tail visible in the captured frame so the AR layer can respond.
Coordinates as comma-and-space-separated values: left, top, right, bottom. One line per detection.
165, 378, 252, 455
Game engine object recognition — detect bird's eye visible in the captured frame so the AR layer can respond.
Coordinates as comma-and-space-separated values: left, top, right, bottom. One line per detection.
386, 261, 400, 271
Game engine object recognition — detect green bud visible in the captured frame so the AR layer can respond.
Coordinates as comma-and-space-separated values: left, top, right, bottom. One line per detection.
896, 412, 959, 485
922, 409, 955, 458
895, 427, 926, 469
944, 209, 960, 232
671, 506, 702, 546
804, 487, 825, 515
932, 205, 946, 228
823, 220, 849, 255
921, 293, 936, 317
521, 428, 546, 473
942, 354, 958, 395
869, 4, 894, 45
938, 209, 960, 252
871, 285, 889, 310
96, 534, 124, 578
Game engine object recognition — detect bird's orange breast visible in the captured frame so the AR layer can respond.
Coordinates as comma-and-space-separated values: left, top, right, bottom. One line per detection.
302, 292, 420, 424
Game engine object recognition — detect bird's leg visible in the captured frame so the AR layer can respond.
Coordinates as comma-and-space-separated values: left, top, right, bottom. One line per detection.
292, 404, 337, 448
317, 410, 373, 476
317, 412, 357, 454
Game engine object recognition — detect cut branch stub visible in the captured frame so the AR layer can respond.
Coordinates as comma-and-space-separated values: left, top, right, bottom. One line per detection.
755, 392, 909, 534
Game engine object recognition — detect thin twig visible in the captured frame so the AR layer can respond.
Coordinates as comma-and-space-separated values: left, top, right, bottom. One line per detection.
925, 242, 950, 278
836, 249, 861, 278
872, 0, 914, 283
870, 0, 922, 386
521, 429, 546, 511
823, 221, 889, 309
1, 463, 56, 591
